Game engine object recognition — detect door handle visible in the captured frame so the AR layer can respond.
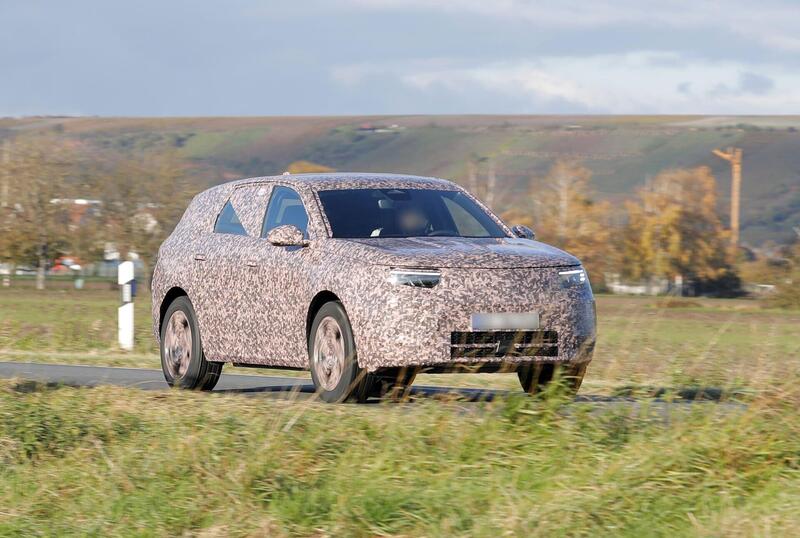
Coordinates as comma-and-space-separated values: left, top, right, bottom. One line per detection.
194, 253, 207, 261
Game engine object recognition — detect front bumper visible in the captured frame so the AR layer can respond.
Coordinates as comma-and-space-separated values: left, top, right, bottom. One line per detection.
348, 266, 596, 372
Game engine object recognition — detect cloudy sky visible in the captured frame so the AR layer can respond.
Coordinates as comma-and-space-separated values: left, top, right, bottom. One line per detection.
2, 0, 800, 116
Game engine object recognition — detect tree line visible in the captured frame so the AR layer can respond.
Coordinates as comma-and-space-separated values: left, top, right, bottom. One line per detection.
0, 134, 192, 289
0, 133, 796, 298
501, 160, 744, 295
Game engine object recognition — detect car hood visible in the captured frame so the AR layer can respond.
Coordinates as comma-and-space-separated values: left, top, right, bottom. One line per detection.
324, 237, 581, 269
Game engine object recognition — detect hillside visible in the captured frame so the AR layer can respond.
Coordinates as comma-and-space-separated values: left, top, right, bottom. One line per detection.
2, 115, 799, 246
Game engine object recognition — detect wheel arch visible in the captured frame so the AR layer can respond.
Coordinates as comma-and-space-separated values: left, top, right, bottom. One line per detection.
306, 290, 342, 343
159, 286, 189, 335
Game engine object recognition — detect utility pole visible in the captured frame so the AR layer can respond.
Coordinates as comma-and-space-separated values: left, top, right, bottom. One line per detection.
0, 140, 7, 287
1, 139, 9, 208
712, 147, 743, 249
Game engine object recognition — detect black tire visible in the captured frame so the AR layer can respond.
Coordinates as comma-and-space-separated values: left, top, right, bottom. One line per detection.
308, 301, 370, 403
160, 296, 222, 391
370, 367, 417, 400
517, 362, 587, 395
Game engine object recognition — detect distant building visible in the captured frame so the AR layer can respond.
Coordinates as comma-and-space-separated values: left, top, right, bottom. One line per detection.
49, 198, 102, 229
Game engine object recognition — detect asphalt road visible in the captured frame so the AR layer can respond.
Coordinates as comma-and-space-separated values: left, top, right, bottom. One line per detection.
0, 361, 315, 396
0, 361, 519, 402
0, 361, 741, 410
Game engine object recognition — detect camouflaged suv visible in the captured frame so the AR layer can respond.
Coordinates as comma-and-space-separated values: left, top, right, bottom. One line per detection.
152, 173, 596, 402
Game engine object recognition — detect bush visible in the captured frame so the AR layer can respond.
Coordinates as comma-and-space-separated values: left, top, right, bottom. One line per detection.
769, 271, 800, 309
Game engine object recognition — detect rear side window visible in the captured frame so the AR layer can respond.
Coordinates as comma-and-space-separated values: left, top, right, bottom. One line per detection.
261, 186, 309, 238
214, 201, 247, 236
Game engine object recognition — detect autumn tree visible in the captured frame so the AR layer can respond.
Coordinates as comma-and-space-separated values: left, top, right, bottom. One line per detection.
0, 187, 28, 285
140, 150, 195, 266
90, 148, 194, 274
1, 135, 74, 289
63, 202, 105, 268
505, 160, 617, 284
622, 166, 732, 286
286, 160, 334, 174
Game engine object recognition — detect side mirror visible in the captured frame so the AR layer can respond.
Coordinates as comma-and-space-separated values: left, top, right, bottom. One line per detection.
266, 225, 309, 247
511, 224, 535, 240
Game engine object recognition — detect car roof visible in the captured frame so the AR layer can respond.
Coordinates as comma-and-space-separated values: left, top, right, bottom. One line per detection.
227, 172, 457, 190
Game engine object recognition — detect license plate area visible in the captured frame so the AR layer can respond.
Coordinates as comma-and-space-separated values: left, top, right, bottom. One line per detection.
471, 312, 540, 331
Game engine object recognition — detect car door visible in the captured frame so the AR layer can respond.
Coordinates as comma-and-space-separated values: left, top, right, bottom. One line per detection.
240, 185, 316, 367
192, 184, 271, 362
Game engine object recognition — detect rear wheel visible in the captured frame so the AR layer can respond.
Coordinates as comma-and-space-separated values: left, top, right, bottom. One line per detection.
517, 363, 587, 395
160, 296, 222, 390
308, 301, 370, 403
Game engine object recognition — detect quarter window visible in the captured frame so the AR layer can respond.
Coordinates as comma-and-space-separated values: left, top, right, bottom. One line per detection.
261, 186, 309, 238
443, 196, 491, 237
214, 201, 247, 236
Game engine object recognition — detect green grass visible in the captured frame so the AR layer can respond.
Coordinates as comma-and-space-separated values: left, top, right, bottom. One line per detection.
1, 287, 800, 535
181, 127, 274, 163
1, 287, 797, 394
0, 287, 156, 356
1, 380, 799, 536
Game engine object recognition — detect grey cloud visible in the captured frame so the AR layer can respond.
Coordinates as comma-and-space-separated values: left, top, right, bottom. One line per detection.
739, 72, 775, 95
708, 71, 775, 98
0, 0, 796, 116
676, 81, 692, 95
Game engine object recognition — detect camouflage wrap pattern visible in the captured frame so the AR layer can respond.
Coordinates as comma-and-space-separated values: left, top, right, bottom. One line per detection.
266, 224, 307, 246
152, 173, 596, 372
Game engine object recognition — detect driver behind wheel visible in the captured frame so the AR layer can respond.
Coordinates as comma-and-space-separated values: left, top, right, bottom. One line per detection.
397, 205, 430, 236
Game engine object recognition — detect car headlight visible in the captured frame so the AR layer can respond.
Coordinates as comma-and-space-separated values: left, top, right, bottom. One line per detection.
388, 269, 441, 288
559, 268, 587, 288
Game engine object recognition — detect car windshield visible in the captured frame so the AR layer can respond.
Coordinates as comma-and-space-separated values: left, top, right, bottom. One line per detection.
317, 188, 508, 239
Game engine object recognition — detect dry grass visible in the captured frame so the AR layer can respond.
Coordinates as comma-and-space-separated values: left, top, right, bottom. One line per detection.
1, 288, 799, 535
0, 379, 799, 536
1, 288, 797, 395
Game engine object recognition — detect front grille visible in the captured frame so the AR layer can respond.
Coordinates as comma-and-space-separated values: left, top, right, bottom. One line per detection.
450, 330, 558, 359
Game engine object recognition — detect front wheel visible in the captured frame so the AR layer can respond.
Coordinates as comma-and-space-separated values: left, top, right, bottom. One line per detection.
308, 301, 371, 403
160, 296, 222, 390
517, 363, 587, 396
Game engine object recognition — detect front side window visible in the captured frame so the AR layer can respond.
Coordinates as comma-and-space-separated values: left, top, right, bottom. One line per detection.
316, 188, 507, 239
214, 201, 247, 236
261, 186, 309, 238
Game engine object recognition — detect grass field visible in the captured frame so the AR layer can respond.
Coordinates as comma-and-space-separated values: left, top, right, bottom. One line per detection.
1, 286, 799, 536
2, 379, 800, 536
1, 286, 797, 393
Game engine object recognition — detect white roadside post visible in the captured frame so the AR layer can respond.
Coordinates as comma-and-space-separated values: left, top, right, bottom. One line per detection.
118, 261, 135, 351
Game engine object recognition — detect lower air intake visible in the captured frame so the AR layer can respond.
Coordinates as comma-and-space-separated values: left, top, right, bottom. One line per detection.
450, 330, 558, 359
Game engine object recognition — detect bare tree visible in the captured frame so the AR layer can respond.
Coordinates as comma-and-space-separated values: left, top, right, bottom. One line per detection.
485, 158, 497, 210
544, 160, 592, 243
3, 136, 73, 289
507, 159, 617, 284
90, 148, 194, 275
466, 160, 478, 195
